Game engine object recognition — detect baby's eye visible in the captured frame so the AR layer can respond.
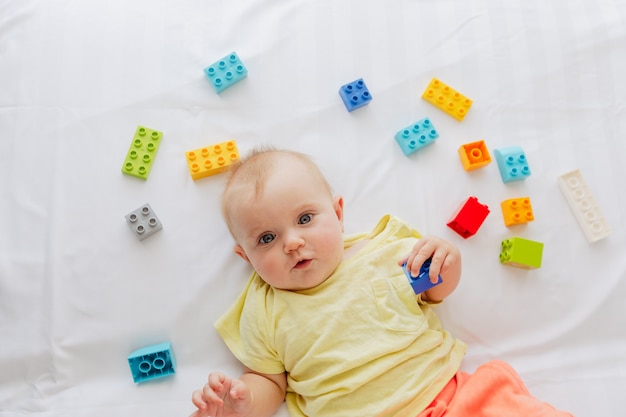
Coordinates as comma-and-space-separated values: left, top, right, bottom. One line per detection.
299, 213, 313, 224
259, 233, 275, 245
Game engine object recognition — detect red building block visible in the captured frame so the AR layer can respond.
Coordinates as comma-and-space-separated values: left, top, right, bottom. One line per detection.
447, 196, 490, 239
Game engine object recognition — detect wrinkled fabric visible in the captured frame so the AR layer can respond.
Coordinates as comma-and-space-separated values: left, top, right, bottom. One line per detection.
418, 361, 574, 417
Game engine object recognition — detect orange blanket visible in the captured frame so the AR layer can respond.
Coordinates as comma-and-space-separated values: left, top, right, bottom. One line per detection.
418, 361, 574, 417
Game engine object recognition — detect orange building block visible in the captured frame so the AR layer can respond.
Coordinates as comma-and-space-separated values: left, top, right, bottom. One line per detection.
500, 197, 534, 226
186, 140, 239, 180
458, 140, 491, 171
421, 78, 473, 121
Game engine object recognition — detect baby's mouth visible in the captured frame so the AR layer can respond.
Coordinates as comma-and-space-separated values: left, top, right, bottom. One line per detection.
294, 259, 312, 269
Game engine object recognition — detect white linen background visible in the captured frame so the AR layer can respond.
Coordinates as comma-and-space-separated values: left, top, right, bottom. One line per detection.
1, 0, 625, 416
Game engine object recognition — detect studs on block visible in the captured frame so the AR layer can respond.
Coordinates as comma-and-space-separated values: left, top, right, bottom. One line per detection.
186, 140, 240, 180
121, 126, 163, 180
458, 140, 491, 171
338, 78, 372, 111
557, 169, 610, 242
204, 52, 248, 93
394, 117, 439, 156
421, 78, 472, 121
500, 237, 543, 269
125, 203, 163, 241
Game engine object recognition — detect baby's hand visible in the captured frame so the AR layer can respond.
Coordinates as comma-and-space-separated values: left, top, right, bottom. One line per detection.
190, 372, 252, 417
398, 235, 461, 284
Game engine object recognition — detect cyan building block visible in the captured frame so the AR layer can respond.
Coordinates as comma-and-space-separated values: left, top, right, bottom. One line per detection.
402, 258, 443, 294
204, 52, 248, 93
394, 117, 439, 156
338, 78, 372, 111
494, 146, 531, 183
128, 342, 176, 383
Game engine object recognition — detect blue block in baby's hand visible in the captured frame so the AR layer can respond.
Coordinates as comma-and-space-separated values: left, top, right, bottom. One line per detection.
402, 258, 443, 294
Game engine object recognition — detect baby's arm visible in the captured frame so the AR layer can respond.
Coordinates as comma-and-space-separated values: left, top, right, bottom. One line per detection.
398, 235, 462, 302
190, 367, 286, 417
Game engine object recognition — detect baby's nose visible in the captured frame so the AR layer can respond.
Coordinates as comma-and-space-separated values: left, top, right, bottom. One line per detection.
284, 233, 305, 252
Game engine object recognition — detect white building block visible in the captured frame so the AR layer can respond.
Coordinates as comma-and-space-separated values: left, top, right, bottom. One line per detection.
558, 169, 610, 243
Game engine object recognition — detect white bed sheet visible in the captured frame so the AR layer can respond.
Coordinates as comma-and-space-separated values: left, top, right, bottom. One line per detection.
1, 1, 625, 416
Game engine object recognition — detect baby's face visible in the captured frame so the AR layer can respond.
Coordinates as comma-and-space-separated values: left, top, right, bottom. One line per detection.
229, 157, 345, 290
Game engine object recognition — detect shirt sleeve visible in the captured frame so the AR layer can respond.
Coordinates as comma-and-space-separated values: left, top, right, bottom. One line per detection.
416, 293, 443, 305
214, 274, 286, 375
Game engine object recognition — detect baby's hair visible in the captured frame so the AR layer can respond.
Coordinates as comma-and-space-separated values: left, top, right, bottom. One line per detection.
221, 146, 333, 237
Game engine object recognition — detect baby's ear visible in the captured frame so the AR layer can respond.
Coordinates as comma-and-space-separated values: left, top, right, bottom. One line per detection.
234, 245, 250, 263
333, 195, 344, 225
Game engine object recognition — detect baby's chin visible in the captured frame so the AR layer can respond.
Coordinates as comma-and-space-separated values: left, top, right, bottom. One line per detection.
262, 275, 333, 291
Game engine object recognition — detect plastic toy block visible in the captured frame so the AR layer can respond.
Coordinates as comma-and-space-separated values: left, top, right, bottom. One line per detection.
558, 169, 610, 242
500, 197, 534, 226
394, 117, 439, 156
458, 140, 491, 171
494, 146, 531, 183
204, 52, 248, 93
499, 237, 543, 269
121, 126, 163, 180
128, 342, 176, 383
338, 78, 372, 111
402, 258, 443, 294
125, 203, 163, 241
447, 196, 490, 239
185, 140, 240, 180
421, 78, 472, 121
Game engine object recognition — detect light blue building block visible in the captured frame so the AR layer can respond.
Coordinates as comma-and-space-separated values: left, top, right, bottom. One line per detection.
128, 342, 176, 383
204, 52, 248, 93
402, 258, 443, 294
494, 146, 531, 183
394, 117, 439, 156
338, 78, 372, 111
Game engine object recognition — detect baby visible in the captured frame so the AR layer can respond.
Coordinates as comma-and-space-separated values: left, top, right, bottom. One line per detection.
190, 148, 573, 417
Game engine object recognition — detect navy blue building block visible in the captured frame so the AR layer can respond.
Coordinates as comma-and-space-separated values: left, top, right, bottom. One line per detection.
204, 52, 248, 93
494, 146, 531, 183
128, 342, 176, 383
338, 78, 372, 111
402, 258, 443, 294
394, 117, 439, 156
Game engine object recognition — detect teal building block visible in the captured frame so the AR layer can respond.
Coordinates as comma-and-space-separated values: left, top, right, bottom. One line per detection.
121, 126, 163, 180
128, 342, 176, 383
204, 52, 248, 93
494, 146, 531, 183
394, 117, 439, 156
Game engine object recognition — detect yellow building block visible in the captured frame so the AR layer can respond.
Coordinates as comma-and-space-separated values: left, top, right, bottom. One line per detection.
500, 197, 534, 226
186, 140, 239, 180
458, 140, 491, 171
421, 78, 473, 121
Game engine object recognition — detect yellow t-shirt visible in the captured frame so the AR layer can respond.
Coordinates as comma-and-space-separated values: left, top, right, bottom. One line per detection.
215, 215, 466, 417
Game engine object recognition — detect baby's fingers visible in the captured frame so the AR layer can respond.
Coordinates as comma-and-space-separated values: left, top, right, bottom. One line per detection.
191, 388, 223, 417
426, 254, 445, 283
228, 380, 247, 402
191, 389, 207, 410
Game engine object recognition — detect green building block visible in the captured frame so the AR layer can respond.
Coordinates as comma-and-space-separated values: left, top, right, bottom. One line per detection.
121, 126, 163, 180
499, 237, 543, 270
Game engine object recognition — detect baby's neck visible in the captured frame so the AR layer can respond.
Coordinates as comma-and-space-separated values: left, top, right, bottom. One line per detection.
343, 239, 370, 260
